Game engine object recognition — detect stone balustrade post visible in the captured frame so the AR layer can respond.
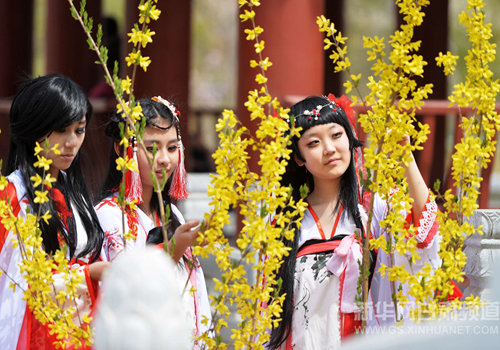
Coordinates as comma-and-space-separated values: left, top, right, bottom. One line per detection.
463, 209, 500, 301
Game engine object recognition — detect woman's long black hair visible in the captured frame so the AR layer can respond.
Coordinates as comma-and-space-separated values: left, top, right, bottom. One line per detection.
268, 96, 364, 349
97, 98, 182, 238
7, 73, 104, 261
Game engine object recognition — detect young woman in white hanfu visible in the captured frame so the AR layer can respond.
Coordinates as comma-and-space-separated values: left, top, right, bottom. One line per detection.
267, 95, 441, 349
95, 97, 211, 348
0, 74, 108, 349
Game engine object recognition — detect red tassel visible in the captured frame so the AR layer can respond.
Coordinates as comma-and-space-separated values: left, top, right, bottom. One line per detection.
151, 96, 188, 200
168, 139, 188, 200
125, 137, 143, 204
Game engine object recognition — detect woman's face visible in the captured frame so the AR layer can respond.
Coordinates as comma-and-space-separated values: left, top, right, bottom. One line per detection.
295, 122, 351, 184
42, 117, 86, 178
137, 118, 179, 193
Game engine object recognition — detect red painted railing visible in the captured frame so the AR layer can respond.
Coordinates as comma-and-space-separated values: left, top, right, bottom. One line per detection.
1, 98, 498, 208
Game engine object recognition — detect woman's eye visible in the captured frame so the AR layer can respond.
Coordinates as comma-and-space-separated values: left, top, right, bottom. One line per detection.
146, 147, 154, 153
332, 132, 342, 138
168, 145, 179, 152
306, 140, 318, 147
76, 128, 86, 134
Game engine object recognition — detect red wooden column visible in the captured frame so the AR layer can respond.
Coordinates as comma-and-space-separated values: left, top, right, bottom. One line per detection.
125, 0, 192, 168
0, 0, 34, 174
0, 0, 34, 98
235, 1, 324, 238
237, 0, 325, 173
45, 0, 102, 91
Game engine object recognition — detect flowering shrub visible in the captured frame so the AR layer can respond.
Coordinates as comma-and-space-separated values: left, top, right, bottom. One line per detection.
429, 0, 499, 317
0, 141, 93, 348
192, 2, 307, 348
1, 0, 498, 348
318, 0, 498, 326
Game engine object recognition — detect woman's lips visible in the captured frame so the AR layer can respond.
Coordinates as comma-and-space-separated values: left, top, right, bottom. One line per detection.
325, 158, 340, 165
155, 169, 170, 177
61, 154, 75, 161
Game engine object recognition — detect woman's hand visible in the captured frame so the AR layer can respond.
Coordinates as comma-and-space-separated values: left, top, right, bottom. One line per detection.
399, 134, 411, 147
168, 220, 204, 263
88, 261, 110, 281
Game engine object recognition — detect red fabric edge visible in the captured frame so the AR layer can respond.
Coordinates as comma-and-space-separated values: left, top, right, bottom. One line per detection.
84, 265, 97, 306
95, 198, 117, 211
339, 267, 345, 339
416, 218, 439, 249
339, 267, 361, 339
296, 241, 342, 258
405, 192, 439, 249
16, 304, 31, 350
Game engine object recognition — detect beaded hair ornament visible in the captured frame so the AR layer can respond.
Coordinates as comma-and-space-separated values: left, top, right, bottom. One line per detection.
293, 93, 367, 205
293, 93, 356, 128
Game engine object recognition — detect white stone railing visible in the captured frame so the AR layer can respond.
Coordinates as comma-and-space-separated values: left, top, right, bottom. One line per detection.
463, 209, 500, 301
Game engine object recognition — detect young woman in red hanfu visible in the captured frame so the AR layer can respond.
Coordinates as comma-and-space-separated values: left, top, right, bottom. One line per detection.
0, 74, 108, 349
95, 97, 211, 349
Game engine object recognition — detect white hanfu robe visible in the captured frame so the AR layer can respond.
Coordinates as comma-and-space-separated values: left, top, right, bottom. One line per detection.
0, 169, 99, 350
96, 194, 212, 349
279, 191, 440, 349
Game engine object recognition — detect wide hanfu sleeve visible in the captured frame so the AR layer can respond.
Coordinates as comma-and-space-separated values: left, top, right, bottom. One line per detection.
95, 198, 125, 262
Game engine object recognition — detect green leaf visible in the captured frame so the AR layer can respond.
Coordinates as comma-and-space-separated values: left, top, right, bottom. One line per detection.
358, 169, 364, 186
140, 116, 147, 134
70, 7, 78, 20
113, 61, 119, 77
79, 0, 86, 17
100, 46, 108, 66
152, 142, 157, 159
299, 184, 309, 199
168, 236, 175, 257
87, 17, 93, 33
113, 76, 123, 97
433, 179, 441, 192
118, 121, 125, 138
160, 168, 167, 191
260, 204, 269, 218
165, 202, 171, 226
87, 37, 93, 50
96, 24, 103, 47
215, 335, 223, 346
150, 171, 158, 191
